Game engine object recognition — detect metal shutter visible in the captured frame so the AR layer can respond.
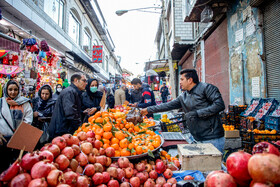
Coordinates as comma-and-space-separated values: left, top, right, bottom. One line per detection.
263, 0, 280, 100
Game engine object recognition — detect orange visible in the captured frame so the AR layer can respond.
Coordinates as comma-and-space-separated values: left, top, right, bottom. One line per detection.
142, 146, 148, 153
128, 143, 135, 150
102, 139, 110, 145
95, 117, 103, 124
120, 124, 125, 129
152, 140, 160, 148
103, 143, 110, 149
95, 135, 102, 140
101, 111, 109, 118
121, 148, 131, 156
111, 137, 120, 144
103, 132, 113, 139
95, 128, 104, 136
136, 146, 143, 155
147, 144, 154, 151
111, 143, 119, 150
134, 126, 140, 132
125, 123, 130, 129
103, 123, 112, 132
128, 128, 134, 133
115, 131, 125, 140
161, 150, 168, 157
94, 111, 102, 118
119, 139, 129, 148
116, 118, 122, 124
115, 150, 121, 157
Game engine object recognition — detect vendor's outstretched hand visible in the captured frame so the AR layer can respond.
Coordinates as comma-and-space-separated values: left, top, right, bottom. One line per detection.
140, 108, 148, 116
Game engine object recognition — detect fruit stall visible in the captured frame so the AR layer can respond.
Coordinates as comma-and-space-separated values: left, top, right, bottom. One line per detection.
1, 104, 280, 187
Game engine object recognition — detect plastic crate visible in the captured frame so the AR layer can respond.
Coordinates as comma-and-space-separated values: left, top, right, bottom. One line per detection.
241, 98, 263, 117
265, 121, 280, 131
251, 98, 279, 121
160, 120, 186, 133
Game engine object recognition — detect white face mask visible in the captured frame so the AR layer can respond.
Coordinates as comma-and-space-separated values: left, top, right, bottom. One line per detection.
57, 88, 62, 92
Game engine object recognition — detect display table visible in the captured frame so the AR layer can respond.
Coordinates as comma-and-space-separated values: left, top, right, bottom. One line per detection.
224, 137, 242, 150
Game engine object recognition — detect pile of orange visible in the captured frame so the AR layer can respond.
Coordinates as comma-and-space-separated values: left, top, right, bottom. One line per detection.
73, 110, 161, 157
247, 129, 277, 134
160, 150, 179, 162
223, 124, 235, 131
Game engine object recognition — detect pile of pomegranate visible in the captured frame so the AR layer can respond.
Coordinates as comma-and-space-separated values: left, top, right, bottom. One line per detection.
205, 141, 280, 187
0, 131, 180, 187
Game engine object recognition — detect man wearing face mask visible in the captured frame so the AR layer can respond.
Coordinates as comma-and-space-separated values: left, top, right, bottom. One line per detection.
81, 79, 103, 122
53, 84, 63, 101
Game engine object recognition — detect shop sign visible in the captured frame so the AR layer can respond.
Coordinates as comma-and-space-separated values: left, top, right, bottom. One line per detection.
122, 73, 130, 77
153, 63, 177, 72
92, 45, 103, 63
0, 64, 23, 75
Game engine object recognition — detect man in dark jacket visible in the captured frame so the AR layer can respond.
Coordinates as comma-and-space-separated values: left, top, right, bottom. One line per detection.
160, 82, 169, 103
141, 69, 225, 153
130, 88, 142, 103
131, 78, 156, 118
48, 73, 87, 139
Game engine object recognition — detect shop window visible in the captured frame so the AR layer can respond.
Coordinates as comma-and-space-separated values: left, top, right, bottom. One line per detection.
69, 11, 81, 45
44, 0, 64, 28
83, 29, 92, 56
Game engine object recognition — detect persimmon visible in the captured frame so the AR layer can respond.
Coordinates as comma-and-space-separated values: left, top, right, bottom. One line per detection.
119, 139, 129, 148
120, 148, 131, 156
103, 132, 113, 140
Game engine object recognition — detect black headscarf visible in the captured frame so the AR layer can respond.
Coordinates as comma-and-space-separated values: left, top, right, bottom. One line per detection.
37, 85, 56, 111
55, 84, 62, 95
85, 79, 100, 99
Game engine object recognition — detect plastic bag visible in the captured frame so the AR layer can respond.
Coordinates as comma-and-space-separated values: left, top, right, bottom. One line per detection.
40, 122, 49, 144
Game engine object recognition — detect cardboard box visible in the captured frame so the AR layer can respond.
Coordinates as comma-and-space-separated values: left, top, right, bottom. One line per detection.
225, 130, 240, 138
178, 143, 222, 172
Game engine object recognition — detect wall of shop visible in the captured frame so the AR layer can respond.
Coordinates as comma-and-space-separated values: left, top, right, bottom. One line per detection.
205, 18, 230, 108
181, 53, 194, 69
227, 0, 265, 105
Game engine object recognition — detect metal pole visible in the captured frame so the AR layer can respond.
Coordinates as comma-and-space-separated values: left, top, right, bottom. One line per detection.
161, 0, 176, 99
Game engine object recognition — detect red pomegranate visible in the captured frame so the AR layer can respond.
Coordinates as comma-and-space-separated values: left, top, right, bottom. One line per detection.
108, 179, 119, 187
20, 152, 43, 171
155, 161, 166, 174
118, 157, 130, 168
204, 170, 237, 187
86, 130, 95, 138
62, 134, 75, 146
226, 150, 252, 182
107, 167, 118, 178
163, 169, 173, 179
248, 153, 280, 184
105, 147, 115, 157
52, 136, 67, 150
47, 169, 64, 186
0, 160, 20, 182
77, 131, 87, 141
250, 181, 275, 187
102, 172, 111, 184
28, 178, 48, 187
92, 173, 103, 185
76, 153, 88, 167
156, 177, 166, 186
39, 150, 54, 163
41, 143, 60, 158
76, 176, 89, 187
252, 142, 280, 156
71, 144, 81, 156
130, 177, 141, 187
70, 159, 79, 172
10, 173, 32, 187
55, 154, 70, 170
80, 142, 93, 155
64, 171, 78, 187
149, 170, 158, 179
84, 164, 95, 176
61, 147, 75, 160
31, 160, 52, 179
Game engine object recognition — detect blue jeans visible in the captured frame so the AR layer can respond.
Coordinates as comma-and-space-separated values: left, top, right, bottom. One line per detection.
197, 137, 225, 153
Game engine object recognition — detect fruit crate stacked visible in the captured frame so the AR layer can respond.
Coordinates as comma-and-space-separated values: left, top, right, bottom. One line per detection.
250, 98, 279, 121
228, 105, 247, 129
240, 99, 263, 129
240, 129, 280, 153
265, 103, 280, 131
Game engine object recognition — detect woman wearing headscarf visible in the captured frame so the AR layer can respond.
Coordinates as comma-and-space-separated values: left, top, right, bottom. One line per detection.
53, 84, 62, 100
106, 88, 115, 109
31, 85, 56, 145
81, 79, 103, 122
0, 80, 33, 172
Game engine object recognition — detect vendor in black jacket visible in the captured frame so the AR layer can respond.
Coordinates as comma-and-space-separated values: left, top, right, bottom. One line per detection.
81, 79, 103, 121
48, 73, 87, 139
141, 69, 225, 153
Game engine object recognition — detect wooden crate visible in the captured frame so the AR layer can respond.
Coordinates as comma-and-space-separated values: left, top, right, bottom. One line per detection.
178, 143, 222, 172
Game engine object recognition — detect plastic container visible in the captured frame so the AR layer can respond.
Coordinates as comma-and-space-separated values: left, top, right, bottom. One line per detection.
251, 98, 279, 120
241, 98, 263, 117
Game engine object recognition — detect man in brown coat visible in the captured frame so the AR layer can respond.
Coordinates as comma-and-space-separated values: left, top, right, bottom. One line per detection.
114, 84, 126, 106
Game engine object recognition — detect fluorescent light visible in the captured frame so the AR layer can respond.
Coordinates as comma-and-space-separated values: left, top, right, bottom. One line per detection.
0, 19, 11, 26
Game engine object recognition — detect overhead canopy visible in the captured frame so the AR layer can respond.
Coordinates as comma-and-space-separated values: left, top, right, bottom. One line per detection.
146, 69, 158, 77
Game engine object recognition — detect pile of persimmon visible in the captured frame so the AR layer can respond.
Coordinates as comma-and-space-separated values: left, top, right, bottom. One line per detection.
74, 111, 162, 157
